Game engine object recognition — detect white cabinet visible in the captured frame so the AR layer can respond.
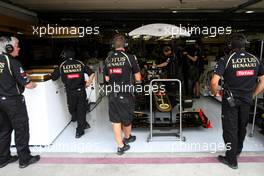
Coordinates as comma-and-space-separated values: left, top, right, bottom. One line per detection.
12, 79, 71, 146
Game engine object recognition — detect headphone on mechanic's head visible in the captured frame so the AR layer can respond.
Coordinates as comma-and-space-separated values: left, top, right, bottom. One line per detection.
0, 36, 14, 54
111, 33, 128, 49
60, 47, 76, 59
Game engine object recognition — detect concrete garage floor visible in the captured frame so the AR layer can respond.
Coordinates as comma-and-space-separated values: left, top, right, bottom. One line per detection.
26, 96, 264, 153
5, 96, 264, 175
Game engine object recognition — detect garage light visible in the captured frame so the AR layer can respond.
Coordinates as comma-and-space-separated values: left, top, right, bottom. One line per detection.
245, 10, 254, 13
132, 35, 140, 39
186, 40, 196, 43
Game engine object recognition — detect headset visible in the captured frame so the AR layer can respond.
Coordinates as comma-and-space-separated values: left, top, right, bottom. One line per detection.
0, 36, 14, 54
60, 49, 67, 59
5, 37, 14, 53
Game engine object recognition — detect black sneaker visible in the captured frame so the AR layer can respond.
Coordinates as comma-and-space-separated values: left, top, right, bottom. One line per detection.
117, 144, 130, 155
0, 156, 18, 168
71, 118, 77, 122
123, 135, 136, 144
85, 122, 91, 129
217, 155, 238, 169
75, 131, 84, 138
19, 155, 40, 169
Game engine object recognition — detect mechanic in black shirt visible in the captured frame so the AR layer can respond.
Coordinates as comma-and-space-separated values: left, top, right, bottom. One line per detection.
51, 47, 95, 138
154, 46, 183, 80
153, 46, 184, 104
104, 34, 141, 155
183, 42, 204, 98
0, 36, 40, 168
211, 34, 264, 169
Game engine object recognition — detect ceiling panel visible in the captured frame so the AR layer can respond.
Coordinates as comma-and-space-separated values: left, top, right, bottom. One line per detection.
246, 0, 264, 9
8, 0, 251, 11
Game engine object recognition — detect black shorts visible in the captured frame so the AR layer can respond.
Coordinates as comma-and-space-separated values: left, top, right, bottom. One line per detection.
109, 92, 135, 125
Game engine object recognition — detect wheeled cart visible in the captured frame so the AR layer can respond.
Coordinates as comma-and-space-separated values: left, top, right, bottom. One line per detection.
147, 79, 186, 142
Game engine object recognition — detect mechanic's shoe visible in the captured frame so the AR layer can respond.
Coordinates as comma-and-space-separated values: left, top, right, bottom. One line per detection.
75, 131, 84, 138
123, 135, 136, 144
71, 118, 77, 122
218, 155, 238, 169
117, 144, 130, 155
85, 122, 91, 129
19, 155, 40, 169
0, 156, 18, 168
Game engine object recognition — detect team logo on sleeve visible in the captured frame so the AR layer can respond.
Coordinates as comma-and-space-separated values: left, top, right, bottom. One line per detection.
20, 67, 27, 77
236, 70, 254, 77
20, 67, 24, 73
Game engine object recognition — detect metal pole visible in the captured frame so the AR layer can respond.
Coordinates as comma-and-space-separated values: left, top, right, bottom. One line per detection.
150, 80, 153, 141
249, 97, 258, 137
179, 80, 183, 141
249, 40, 264, 137
260, 40, 264, 62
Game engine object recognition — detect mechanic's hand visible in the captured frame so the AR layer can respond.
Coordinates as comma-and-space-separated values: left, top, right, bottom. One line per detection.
85, 82, 91, 88
26, 82, 37, 89
215, 90, 223, 97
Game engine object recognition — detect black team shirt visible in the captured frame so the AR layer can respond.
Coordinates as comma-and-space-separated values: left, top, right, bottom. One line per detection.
214, 50, 264, 103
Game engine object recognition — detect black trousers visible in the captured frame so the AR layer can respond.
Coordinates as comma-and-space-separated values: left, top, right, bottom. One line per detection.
66, 90, 87, 133
222, 98, 250, 165
0, 95, 31, 164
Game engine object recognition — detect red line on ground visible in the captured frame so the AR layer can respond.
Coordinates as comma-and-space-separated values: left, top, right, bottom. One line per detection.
39, 156, 264, 164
